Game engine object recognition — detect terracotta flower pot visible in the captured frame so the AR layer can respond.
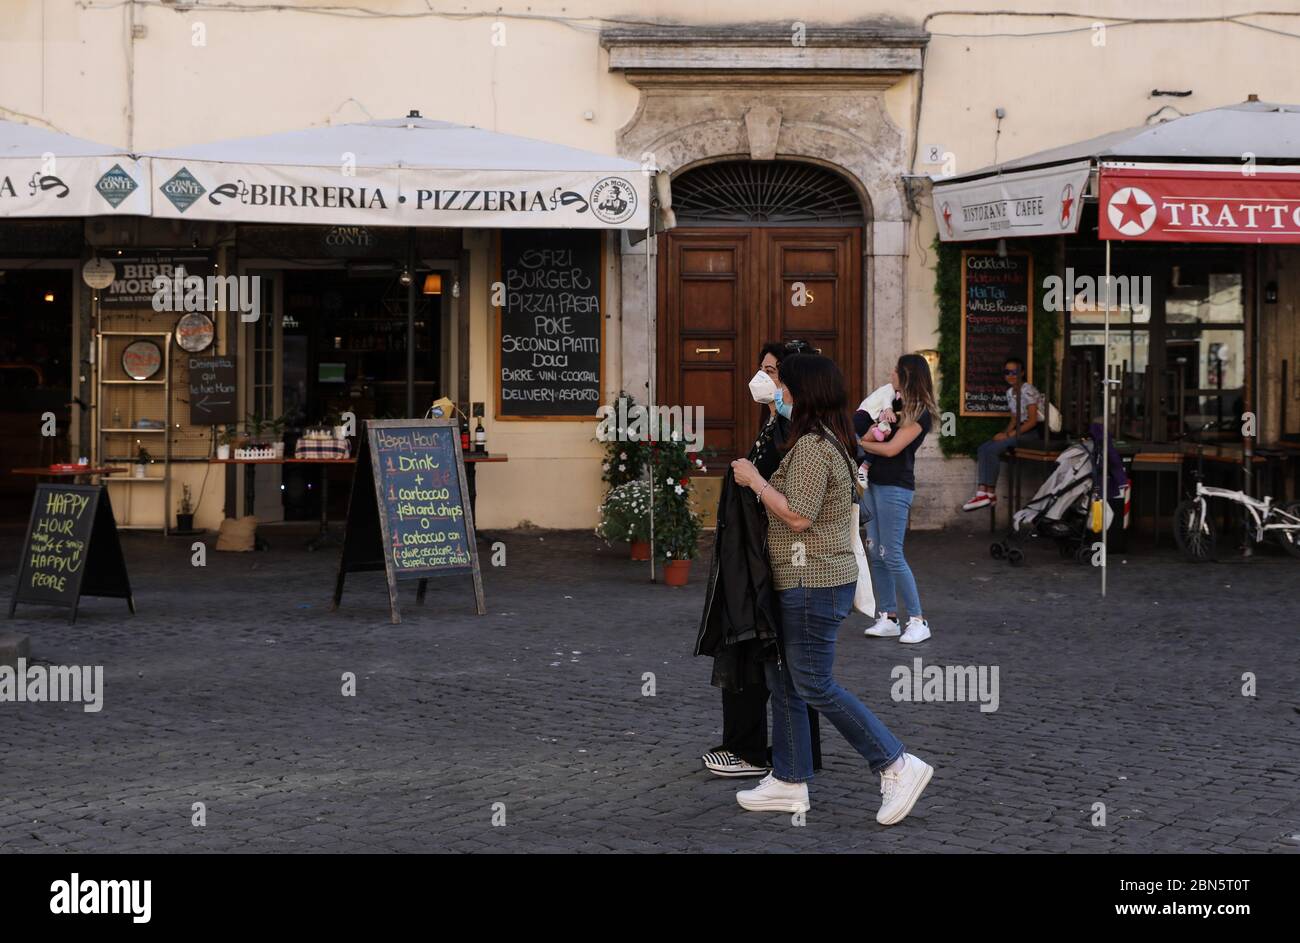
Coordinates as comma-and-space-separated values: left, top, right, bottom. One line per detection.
663, 559, 691, 586
630, 540, 651, 561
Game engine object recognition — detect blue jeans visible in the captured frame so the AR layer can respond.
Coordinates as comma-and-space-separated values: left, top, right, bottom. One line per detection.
861, 484, 922, 619
976, 432, 1039, 487
766, 582, 905, 782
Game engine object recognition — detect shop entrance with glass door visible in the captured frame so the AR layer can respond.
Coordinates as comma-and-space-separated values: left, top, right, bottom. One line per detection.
242, 264, 451, 525
1065, 233, 1248, 445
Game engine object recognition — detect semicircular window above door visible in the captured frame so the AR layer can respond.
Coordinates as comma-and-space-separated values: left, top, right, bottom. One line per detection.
671, 160, 865, 226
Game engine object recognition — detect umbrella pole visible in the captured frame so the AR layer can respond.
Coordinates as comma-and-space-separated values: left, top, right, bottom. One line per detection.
1102, 240, 1111, 598
406, 228, 416, 417
646, 227, 656, 583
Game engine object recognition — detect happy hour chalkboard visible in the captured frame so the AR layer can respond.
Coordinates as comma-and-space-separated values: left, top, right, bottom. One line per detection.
498, 229, 603, 419
9, 485, 134, 623
331, 419, 484, 623
960, 250, 1033, 416
187, 353, 239, 425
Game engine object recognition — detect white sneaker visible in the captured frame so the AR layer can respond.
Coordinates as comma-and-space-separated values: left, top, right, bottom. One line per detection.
962, 492, 995, 512
736, 773, 810, 813
865, 612, 901, 638
899, 617, 931, 644
876, 753, 934, 825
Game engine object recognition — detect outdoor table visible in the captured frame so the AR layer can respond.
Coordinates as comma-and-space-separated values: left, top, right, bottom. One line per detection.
211, 457, 356, 550
11, 465, 126, 484
1130, 452, 1182, 547
462, 452, 508, 523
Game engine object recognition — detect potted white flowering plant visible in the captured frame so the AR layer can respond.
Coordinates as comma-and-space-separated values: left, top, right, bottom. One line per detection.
596, 479, 653, 560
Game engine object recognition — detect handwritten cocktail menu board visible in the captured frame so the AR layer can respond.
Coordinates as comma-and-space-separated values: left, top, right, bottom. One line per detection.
959, 250, 1033, 417
9, 484, 134, 623
331, 420, 485, 623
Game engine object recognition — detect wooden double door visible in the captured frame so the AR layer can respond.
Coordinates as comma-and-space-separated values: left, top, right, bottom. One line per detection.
658, 226, 862, 461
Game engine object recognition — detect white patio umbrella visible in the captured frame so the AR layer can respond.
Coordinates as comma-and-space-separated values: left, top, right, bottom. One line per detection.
144, 113, 665, 575
144, 113, 651, 230
0, 119, 151, 217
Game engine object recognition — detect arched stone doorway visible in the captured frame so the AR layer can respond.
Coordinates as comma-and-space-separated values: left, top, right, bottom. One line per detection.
659, 159, 867, 458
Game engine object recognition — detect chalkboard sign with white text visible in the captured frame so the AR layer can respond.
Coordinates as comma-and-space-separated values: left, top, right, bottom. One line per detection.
498, 229, 602, 419
188, 353, 238, 425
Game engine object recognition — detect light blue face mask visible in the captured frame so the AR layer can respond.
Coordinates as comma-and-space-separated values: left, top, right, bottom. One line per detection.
773, 387, 793, 420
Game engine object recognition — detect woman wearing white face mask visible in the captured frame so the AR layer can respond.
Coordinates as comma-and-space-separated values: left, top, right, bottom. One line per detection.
696, 340, 821, 779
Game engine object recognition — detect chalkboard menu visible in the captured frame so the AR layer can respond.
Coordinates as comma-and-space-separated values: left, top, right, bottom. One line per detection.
9, 485, 134, 622
187, 354, 239, 425
331, 419, 484, 623
498, 229, 603, 419
960, 250, 1034, 416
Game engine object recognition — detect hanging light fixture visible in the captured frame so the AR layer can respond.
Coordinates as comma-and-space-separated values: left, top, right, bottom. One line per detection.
422, 273, 442, 295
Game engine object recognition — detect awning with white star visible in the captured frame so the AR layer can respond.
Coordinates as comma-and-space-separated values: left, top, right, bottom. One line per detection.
0, 119, 151, 218
144, 115, 653, 230
931, 99, 1300, 244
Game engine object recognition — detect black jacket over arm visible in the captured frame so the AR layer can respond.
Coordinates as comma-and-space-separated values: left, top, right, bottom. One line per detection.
694, 415, 786, 691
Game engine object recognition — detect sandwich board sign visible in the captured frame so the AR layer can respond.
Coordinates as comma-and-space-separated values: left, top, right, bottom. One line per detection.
9, 484, 135, 623
331, 419, 485, 623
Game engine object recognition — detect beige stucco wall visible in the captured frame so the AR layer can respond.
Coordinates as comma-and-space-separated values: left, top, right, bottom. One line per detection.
8, 1, 1300, 529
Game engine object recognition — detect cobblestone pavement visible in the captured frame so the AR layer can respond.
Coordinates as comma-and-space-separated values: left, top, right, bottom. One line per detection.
1, 523, 1297, 853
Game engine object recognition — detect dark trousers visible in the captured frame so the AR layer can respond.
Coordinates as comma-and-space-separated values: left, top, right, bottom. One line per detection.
721, 678, 823, 771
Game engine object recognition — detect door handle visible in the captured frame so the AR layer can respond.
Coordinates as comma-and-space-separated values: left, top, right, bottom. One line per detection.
694, 347, 720, 354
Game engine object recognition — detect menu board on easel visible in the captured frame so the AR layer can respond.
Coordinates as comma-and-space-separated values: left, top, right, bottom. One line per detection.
331, 419, 485, 624
960, 249, 1033, 417
9, 484, 135, 623
497, 229, 603, 419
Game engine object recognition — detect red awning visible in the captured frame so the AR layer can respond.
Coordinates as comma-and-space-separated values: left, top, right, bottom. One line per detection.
1100, 162, 1300, 243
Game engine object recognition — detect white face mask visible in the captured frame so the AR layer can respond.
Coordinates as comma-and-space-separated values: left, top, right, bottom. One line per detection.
748, 369, 777, 404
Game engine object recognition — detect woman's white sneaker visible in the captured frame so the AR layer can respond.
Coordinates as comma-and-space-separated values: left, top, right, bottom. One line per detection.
864, 612, 901, 637
736, 773, 810, 813
876, 753, 934, 825
899, 617, 931, 644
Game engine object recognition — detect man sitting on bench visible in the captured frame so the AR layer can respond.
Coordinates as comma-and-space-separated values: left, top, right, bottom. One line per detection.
962, 356, 1042, 513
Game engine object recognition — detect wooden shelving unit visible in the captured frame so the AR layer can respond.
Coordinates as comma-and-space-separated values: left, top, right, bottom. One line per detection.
95, 330, 172, 535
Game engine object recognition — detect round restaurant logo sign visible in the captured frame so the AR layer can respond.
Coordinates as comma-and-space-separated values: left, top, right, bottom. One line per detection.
82, 257, 116, 290
1106, 185, 1157, 236
590, 177, 637, 225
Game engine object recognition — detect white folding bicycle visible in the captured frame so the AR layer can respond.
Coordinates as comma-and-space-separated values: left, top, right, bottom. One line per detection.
1173, 481, 1300, 562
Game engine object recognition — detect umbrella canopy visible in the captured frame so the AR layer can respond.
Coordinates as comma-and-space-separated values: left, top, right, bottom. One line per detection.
0, 119, 151, 217
940, 99, 1300, 184
932, 99, 1300, 243
146, 115, 652, 229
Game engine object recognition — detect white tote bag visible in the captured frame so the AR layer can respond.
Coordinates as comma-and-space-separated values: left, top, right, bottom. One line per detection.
850, 504, 875, 615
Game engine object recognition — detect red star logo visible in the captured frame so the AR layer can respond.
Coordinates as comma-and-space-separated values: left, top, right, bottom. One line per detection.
1059, 184, 1075, 225
941, 202, 953, 236
1113, 190, 1152, 229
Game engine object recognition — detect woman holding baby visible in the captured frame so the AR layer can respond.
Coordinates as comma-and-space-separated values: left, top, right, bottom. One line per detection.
855, 354, 938, 644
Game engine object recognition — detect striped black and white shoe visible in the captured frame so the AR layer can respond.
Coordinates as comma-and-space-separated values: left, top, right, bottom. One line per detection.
702, 750, 770, 778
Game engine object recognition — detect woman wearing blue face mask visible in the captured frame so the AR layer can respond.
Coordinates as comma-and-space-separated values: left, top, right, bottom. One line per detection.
696, 340, 821, 780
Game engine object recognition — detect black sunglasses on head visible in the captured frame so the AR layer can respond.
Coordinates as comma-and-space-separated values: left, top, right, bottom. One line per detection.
1004, 369, 1020, 376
